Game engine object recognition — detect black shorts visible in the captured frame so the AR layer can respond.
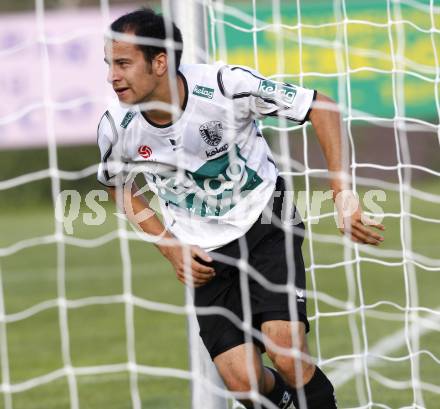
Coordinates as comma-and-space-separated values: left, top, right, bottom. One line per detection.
194, 177, 309, 360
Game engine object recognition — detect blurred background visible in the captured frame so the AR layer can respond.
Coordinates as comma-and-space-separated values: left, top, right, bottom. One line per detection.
0, 1, 439, 408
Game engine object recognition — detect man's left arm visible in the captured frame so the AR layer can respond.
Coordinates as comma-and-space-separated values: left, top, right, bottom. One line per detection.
309, 92, 385, 245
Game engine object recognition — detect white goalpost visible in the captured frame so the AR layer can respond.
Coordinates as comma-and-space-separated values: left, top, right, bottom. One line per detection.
0, 0, 439, 408
171, 4, 229, 409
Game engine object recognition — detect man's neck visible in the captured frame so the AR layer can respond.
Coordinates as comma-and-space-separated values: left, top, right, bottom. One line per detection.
142, 73, 186, 126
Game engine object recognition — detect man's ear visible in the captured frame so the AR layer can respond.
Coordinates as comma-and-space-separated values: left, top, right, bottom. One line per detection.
152, 52, 168, 77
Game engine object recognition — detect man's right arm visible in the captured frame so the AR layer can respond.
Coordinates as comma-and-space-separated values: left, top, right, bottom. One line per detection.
107, 183, 215, 287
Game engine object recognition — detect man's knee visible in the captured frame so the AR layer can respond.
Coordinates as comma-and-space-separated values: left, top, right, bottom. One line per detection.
222, 365, 265, 393
263, 321, 314, 387
219, 364, 266, 409
214, 344, 265, 393
270, 353, 315, 388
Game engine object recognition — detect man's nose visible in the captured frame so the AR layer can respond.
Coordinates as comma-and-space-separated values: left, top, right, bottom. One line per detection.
107, 66, 120, 84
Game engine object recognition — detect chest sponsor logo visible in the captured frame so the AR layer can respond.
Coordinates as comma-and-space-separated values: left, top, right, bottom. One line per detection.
200, 120, 223, 146
138, 145, 152, 159
120, 111, 136, 128
193, 84, 214, 99
258, 79, 297, 105
206, 143, 228, 158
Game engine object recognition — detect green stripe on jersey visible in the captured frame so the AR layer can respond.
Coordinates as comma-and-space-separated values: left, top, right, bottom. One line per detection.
147, 146, 262, 217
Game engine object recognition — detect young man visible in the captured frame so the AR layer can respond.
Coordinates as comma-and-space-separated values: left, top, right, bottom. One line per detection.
97, 8, 384, 409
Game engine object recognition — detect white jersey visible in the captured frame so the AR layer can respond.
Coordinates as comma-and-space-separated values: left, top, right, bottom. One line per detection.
97, 63, 316, 251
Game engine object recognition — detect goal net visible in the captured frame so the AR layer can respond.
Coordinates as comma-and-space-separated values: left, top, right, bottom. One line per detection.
0, 0, 439, 409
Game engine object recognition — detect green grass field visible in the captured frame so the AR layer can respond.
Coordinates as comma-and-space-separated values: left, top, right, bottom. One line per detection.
0, 178, 439, 409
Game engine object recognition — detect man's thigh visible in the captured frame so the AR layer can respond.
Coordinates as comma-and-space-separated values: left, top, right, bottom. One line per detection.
246, 177, 309, 326
247, 219, 309, 330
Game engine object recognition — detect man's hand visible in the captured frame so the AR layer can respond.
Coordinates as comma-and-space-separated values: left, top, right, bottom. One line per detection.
159, 242, 216, 287
108, 184, 216, 285
334, 190, 385, 245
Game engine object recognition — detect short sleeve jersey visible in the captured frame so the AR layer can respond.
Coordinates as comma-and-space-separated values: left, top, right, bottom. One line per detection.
97, 63, 316, 251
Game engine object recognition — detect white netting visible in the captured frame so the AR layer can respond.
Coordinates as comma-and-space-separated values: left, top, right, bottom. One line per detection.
0, 0, 439, 408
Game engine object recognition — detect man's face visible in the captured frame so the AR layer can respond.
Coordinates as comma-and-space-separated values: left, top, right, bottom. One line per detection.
104, 37, 156, 105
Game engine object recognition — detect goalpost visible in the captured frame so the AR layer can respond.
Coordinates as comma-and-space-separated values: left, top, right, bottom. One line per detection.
171, 3, 229, 409
0, 0, 439, 409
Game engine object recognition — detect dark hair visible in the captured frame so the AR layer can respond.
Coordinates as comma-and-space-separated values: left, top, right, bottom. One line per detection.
110, 8, 183, 70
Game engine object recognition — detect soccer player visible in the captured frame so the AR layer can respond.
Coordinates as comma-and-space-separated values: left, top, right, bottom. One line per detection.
97, 8, 385, 409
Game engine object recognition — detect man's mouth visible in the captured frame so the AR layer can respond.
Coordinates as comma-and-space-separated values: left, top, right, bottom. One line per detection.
115, 87, 129, 96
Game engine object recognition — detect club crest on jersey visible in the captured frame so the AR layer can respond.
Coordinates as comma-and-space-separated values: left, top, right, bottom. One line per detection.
120, 111, 136, 128
138, 145, 152, 159
258, 79, 297, 104
199, 120, 223, 146
193, 84, 214, 99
